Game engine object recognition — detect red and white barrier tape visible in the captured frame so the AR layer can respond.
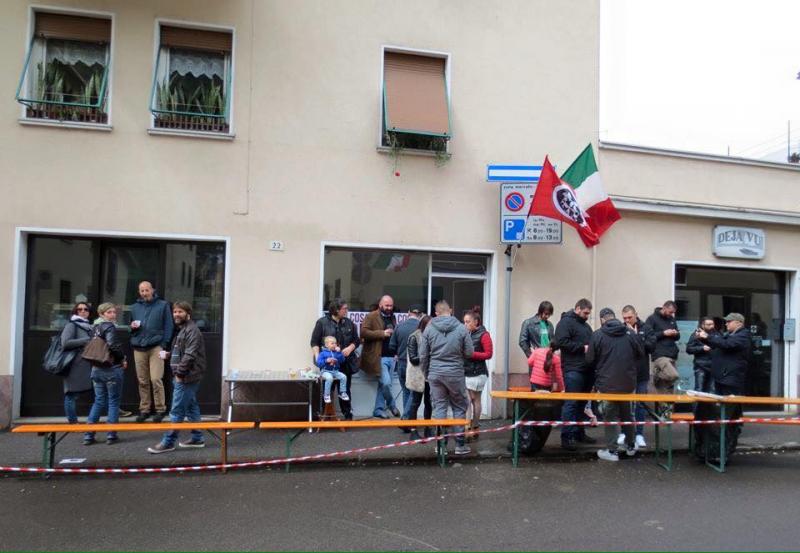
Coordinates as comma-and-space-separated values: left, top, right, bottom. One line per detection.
1, 416, 796, 475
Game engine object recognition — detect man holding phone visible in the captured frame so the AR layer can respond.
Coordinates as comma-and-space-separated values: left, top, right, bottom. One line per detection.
645, 300, 681, 393
130, 281, 174, 423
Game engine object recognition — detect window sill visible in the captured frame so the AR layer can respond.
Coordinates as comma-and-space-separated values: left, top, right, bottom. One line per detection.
148, 128, 235, 141
376, 145, 451, 159
18, 118, 112, 131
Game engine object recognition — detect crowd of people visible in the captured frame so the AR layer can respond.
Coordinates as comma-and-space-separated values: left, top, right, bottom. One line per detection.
52, 285, 751, 462
53, 281, 207, 454
518, 298, 751, 461
310, 295, 492, 455
310, 294, 752, 460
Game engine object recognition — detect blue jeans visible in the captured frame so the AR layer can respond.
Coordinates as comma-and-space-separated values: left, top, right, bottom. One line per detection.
162, 380, 203, 447
634, 379, 649, 436
373, 357, 397, 416
64, 392, 81, 423
321, 369, 348, 397
561, 370, 594, 441
85, 366, 124, 441
396, 361, 411, 418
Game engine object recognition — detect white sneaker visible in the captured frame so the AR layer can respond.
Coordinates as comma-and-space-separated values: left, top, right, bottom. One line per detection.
339, 392, 350, 401
323, 395, 331, 404
625, 446, 637, 457
454, 444, 471, 455
616, 433, 626, 446
635, 435, 647, 449
597, 449, 619, 462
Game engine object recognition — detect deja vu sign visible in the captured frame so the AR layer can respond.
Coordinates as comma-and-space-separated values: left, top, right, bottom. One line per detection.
713, 226, 766, 260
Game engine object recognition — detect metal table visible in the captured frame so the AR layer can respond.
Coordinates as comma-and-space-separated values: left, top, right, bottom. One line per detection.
225, 370, 317, 426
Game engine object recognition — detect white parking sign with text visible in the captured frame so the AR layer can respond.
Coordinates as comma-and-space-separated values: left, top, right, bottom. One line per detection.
499, 183, 562, 244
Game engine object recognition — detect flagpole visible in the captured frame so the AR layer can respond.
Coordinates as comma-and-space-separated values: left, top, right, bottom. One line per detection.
591, 245, 598, 328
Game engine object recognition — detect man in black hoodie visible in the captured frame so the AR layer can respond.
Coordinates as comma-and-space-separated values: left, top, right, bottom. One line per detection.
554, 298, 595, 450
587, 308, 644, 461
645, 301, 681, 393
620, 305, 656, 449
685, 316, 717, 393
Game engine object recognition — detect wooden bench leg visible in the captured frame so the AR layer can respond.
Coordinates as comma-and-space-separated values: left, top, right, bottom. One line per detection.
512, 400, 520, 468
221, 431, 228, 474
284, 430, 304, 473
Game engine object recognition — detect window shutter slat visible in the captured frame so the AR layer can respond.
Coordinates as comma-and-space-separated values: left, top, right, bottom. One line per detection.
34, 12, 111, 43
160, 25, 232, 52
384, 52, 449, 136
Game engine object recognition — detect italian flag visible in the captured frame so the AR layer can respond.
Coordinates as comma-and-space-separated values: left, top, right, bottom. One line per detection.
373, 253, 411, 272
561, 144, 620, 239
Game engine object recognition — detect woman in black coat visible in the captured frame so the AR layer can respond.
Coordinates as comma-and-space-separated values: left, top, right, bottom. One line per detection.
59, 302, 95, 423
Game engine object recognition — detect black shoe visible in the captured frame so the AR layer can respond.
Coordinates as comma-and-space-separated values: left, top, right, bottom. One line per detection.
577, 434, 597, 445
409, 430, 423, 441
106, 436, 119, 445
390, 406, 401, 417
151, 411, 168, 423
343, 412, 353, 421
561, 438, 578, 452
135, 412, 151, 423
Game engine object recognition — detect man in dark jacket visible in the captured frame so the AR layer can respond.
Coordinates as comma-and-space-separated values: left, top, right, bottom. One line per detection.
310, 298, 360, 420
621, 305, 656, 448
419, 300, 474, 455
686, 316, 718, 393
587, 308, 644, 461
697, 313, 751, 396
518, 300, 555, 362
130, 281, 174, 422
554, 298, 596, 450
390, 304, 423, 422
147, 301, 206, 454
645, 301, 681, 393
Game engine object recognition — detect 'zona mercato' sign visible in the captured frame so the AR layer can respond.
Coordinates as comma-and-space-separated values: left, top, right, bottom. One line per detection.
713, 226, 765, 260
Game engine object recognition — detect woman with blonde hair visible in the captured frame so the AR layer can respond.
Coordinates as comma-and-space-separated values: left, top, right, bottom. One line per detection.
83, 303, 127, 445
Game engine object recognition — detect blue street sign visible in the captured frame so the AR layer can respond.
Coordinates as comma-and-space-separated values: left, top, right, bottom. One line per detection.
502, 218, 526, 241
487, 164, 543, 182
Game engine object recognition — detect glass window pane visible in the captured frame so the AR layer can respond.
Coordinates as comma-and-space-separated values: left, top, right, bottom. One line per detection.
164, 243, 225, 332
26, 236, 95, 330
100, 245, 160, 326
323, 248, 428, 313
431, 253, 487, 275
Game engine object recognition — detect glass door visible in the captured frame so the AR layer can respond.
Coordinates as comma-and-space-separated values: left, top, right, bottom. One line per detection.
675, 265, 785, 408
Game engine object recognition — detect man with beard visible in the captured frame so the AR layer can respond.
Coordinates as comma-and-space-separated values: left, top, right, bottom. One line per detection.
686, 316, 718, 393
645, 300, 681, 393
147, 302, 206, 454
361, 295, 400, 419
310, 298, 360, 420
554, 298, 596, 451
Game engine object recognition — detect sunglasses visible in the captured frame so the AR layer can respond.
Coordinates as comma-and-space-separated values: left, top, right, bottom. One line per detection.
76, 307, 90, 312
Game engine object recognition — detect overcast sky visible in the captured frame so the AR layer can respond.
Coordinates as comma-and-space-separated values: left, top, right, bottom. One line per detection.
600, 0, 800, 162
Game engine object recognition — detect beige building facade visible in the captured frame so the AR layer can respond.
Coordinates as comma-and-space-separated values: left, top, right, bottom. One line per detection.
1, 1, 798, 426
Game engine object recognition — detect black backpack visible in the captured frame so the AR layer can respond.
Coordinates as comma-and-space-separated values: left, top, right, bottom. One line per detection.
42, 332, 78, 375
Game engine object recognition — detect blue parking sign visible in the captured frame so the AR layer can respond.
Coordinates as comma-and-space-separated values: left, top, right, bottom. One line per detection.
503, 218, 525, 241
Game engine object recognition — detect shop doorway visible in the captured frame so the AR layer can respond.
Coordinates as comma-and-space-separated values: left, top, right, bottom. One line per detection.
20, 235, 226, 417
675, 265, 786, 407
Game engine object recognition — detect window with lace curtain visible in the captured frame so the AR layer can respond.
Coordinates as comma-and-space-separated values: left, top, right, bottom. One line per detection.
15, 11, 111, 125
149, 24, 233, 135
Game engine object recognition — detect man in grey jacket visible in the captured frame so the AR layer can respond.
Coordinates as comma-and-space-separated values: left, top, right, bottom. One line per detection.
419, 300, 474, 455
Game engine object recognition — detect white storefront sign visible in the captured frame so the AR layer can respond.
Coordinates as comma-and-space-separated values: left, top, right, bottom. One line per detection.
713, 226, 766, 260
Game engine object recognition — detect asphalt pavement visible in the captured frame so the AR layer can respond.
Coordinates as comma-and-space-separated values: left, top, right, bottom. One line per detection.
2, 421, 800, 551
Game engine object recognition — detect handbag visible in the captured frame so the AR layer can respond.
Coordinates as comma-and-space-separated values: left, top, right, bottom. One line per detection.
405, 353, 425, 393
42, 334, 78, 375
82, 326, 114, 367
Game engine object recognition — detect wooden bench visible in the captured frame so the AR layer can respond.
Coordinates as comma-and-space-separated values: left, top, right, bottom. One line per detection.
259, 418, 470, 470
653, 412, 696, 471
12, 422, 255, 471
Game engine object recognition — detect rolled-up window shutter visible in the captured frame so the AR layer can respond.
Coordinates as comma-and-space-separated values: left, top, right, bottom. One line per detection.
384, 52, 449, 136
160, 25, 232, 53
34, 12, 111, 43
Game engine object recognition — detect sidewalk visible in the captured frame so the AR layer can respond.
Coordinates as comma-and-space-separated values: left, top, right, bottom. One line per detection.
2, 417, 799, 471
